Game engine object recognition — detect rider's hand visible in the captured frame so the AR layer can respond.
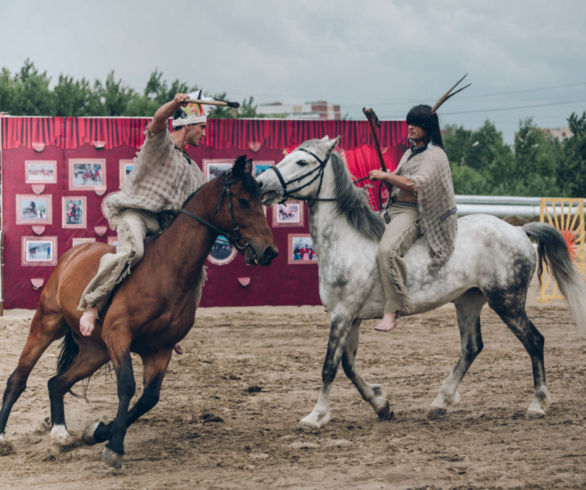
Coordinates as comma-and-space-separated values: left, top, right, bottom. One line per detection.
173, 93, 190, 106
368, 169, 387, 181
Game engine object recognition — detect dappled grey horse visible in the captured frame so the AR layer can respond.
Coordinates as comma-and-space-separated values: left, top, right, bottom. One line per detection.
258, 136, 586, 429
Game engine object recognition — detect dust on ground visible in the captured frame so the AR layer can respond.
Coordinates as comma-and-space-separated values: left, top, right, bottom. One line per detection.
0, 297, 584, 489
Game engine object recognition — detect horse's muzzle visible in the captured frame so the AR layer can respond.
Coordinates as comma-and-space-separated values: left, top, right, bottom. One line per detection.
245, 244, 278, 266
261, 190, 283, 207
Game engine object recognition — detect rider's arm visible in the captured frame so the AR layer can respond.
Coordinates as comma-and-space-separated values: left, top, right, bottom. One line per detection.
368, 169, 416, 192
148, 93, 191, 135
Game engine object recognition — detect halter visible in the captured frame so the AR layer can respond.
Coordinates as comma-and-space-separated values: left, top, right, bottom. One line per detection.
268, 147, 337, 205
178, 172, 256, 255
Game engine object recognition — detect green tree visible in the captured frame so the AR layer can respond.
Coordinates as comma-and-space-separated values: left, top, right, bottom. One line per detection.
442, 124, 473, 167
0, 67, 17, 113
512, 118, 561, 196
559, 111, 586, 197
95, 71, 135, 116
53, 75, 102, 116
443, 121, 515, 195
238, 96, 260, 118
11, 59, 54, 115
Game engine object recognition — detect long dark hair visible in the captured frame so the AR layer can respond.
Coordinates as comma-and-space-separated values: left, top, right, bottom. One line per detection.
406, 104, 443, 148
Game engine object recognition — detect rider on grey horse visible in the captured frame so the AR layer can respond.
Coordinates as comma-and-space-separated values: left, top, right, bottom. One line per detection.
368, 104, 457, 332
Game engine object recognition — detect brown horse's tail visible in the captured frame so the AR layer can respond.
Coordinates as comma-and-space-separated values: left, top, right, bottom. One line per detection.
57, 330, 78, 376
57, 331, 88, 398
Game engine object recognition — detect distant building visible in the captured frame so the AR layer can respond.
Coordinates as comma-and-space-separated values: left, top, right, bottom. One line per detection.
543, 127, 573, 142
257, 101, 341, 120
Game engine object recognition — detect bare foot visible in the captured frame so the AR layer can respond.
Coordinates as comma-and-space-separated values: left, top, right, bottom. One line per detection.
79, 307, 98, 336
374, 312, 398, 332
174, 344, 184, 355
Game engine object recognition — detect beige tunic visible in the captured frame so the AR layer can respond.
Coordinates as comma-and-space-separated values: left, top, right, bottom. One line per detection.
78, 129, 206, 312
103, 129, 206, 230
392, 144, 457, 271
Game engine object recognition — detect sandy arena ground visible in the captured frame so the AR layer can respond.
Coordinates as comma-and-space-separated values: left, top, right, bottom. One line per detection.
0, 293, 584, 489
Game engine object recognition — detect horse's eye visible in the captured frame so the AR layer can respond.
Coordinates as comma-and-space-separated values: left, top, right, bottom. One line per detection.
296, 160, 308, 166
238, 198, 250, 208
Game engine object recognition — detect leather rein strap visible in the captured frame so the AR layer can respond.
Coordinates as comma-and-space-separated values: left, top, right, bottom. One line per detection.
269, 147, 337, 205
178, 173, 252, 252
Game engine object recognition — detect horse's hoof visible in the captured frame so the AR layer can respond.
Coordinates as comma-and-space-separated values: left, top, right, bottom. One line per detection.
299, 410, 331, 430
102, 446, 123, 469
82, 422, 101, 445
377, 402, 394, 421
526, 407, 546, 419
50, 424, 72, 444
428, 407, 447, 420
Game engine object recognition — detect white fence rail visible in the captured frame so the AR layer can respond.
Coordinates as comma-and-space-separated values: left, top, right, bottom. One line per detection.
455, 195, 586, 218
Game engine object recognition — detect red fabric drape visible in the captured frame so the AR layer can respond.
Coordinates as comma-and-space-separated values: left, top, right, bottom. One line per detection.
1, 117, 407, 152
0, 116, 408, 309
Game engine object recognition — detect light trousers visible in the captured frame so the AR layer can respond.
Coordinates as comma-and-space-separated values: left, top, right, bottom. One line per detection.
78, 209, 161, 312
377, 204, 420, 314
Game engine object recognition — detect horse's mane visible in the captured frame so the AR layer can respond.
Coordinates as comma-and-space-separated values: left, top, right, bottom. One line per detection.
314, 145, 385, 241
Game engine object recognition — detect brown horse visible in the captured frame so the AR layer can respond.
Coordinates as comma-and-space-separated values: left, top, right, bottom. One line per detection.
0, 156, 278, 468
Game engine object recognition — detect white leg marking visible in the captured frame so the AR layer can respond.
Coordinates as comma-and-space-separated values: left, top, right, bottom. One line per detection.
300, 405, 331, 430
0, 433, 5, 442
429, 388, 461, 418
50, 424, 72, 443
527, 387, 551, 419
300, 388, 331, 429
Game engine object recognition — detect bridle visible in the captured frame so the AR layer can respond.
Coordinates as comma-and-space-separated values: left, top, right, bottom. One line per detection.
177, 172, 256, 255
268, 147, 337, 205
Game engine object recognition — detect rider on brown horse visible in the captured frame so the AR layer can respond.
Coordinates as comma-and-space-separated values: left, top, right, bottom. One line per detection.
78, 91, 210, 343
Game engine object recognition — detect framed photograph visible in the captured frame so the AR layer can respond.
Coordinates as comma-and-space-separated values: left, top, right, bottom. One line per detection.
72, 237, 95, 247
288, 234, 318, 265
16, 194, 53, 225
253, 161, 273, 178
272, 201, 304, 227
22, 236, 57, 266
207, 235, 237, 265
68, 158, 106, 190
203, 159, 233, 182
25, 160, 57, 184
62, 196, 87, 229
119, 159, 135, 188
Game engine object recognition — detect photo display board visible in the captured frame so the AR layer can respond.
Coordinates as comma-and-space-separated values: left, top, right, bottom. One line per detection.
0, 116, 407, 309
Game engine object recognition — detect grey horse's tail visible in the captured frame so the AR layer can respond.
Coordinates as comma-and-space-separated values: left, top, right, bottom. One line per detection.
523, 222, 586, 336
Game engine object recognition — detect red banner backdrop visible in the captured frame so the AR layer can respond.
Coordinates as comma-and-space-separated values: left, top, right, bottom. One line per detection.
1, 116, 407, 309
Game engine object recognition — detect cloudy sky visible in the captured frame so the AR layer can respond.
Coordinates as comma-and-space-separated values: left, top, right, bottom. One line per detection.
1, 0, 585, 143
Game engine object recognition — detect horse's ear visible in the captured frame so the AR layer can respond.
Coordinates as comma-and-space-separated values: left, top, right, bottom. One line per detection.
328, 135, 341, 150
321, 135, 330, 142
233, 155, 252, 178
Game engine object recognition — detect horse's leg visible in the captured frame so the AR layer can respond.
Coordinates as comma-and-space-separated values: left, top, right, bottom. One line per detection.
47, 340, 110, 443
0, 308, 66, 442
100, 327, 135, 468
300, 310, 353, 429
490, 300, 549, 418
83, 348, 173, 445
341, 320, 393, 420
429, 289, 486, 419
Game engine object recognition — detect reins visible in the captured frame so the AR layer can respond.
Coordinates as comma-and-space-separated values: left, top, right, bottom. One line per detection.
269, 147, 338, 205
269, 147, 374, 206
177, 172, 255, 254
